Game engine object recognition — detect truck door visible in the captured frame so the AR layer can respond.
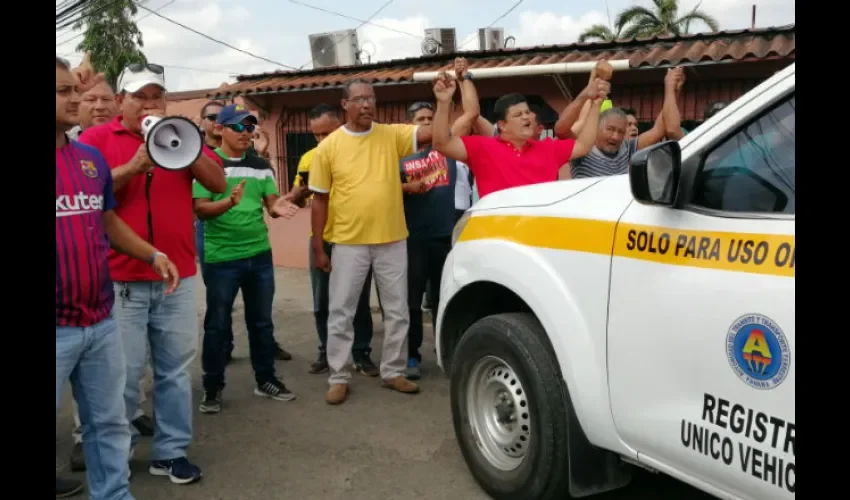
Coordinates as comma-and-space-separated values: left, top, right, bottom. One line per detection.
607, 93, 795, 499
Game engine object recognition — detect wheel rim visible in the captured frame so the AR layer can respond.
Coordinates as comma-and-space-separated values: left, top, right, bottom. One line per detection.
466, 355, 531, 472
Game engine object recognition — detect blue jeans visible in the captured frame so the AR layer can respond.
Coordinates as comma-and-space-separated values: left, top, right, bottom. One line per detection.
202, 250, 277, 390
309, 239, 373, 357
114, 279, 197, 461
56, 314, 133, 500
197, 219, 236, 356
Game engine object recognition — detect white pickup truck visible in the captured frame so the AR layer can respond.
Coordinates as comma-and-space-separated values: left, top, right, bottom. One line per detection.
435, 63, 795, 500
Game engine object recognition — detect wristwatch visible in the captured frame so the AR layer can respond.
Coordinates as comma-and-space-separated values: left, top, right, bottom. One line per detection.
463, 72, 474, 81
148, 251, 167, 264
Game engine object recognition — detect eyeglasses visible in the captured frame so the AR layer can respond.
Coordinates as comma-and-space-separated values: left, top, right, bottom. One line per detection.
204, 114, 218, 121
407, 101, 433, 114
347, 96, 376, 105
125, 63, 165, 75
225, 123, 256, 134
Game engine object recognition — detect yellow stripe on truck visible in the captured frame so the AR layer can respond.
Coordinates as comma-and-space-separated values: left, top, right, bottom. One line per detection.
458, 215, 795, 278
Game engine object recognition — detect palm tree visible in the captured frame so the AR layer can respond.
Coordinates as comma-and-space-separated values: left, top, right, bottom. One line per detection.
614, 0, 720, 40
578, 24, 621, 43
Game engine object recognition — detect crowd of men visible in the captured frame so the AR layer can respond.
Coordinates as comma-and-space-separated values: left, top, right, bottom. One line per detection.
56, 52, 728, 499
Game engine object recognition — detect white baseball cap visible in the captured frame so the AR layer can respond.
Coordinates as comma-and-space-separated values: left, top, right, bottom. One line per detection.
117, 63, 167, 93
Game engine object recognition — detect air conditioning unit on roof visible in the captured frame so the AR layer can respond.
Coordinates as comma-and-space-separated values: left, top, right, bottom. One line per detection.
423, 28, 457, 55
478, 28, 505, 51
308, 29, 359, 69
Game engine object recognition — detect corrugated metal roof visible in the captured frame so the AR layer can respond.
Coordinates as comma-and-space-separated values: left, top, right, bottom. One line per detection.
210, 25, 795, 99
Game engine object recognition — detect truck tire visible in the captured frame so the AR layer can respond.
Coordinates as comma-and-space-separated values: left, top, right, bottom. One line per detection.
450, 312, 571, 500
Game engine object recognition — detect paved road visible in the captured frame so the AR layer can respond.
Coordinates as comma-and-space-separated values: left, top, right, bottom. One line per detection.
56, 268, 713, 500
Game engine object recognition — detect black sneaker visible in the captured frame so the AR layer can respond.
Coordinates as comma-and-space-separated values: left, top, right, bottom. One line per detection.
149, 457, 202, 484
275, 343, 293, 361
199, 390, 222, 414
69, 442, 86, 471
353, 353, 380, 377
56, 475, 84, 498
254, 378, 296, 401
132, 414, 154, 436
308, 350, 329, 374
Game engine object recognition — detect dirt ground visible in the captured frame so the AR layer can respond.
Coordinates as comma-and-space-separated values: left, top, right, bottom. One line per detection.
55, 268, 711, 500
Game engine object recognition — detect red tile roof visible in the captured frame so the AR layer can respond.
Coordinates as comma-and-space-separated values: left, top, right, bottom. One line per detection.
210, 25, 794, 99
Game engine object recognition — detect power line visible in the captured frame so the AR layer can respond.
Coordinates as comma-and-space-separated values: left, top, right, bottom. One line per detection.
57, 0, 125, 31
298, 0, 394, 70
60, 52, 240, 75
56, 0, 175, 48
56, 0, 92, 29
287, 0, 420, 39
457, 0, 525, 50
133, 0, 299, 70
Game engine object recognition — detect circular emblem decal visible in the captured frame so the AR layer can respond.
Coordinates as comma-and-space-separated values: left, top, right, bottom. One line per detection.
726, 314, 790, 390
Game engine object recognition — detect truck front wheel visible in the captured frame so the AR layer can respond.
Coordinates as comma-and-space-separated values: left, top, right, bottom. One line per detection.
450, 312, 571, 500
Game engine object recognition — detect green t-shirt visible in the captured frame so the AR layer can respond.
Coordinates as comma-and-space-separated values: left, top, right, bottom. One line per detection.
193, 150, 279, 263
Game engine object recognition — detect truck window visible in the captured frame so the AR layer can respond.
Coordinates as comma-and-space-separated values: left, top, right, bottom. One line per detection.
691, 94, 795, 215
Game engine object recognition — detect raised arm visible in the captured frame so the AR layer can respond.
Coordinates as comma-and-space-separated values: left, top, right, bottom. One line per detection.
571, 95, 605, 159
450, 57, 481, 137
637, 68, 682, 150
432, 73, 468, 162
663, 67, 686, 141
555, 62, 608, 139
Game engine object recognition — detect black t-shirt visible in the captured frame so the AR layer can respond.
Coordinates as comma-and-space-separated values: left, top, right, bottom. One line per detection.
399, 147, 457, 239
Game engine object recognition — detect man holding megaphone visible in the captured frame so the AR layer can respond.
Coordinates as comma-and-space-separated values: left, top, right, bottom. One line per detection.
79, 62, 226, 486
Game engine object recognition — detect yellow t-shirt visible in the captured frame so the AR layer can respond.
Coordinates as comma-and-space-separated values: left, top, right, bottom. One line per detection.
310, 123, 417, 245
293, 148, 313, 190
295, 148, 321, 238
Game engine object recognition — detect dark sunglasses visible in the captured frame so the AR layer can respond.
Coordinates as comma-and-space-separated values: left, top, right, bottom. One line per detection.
225, 123, 256, 134
408, 101, 433, 114
204, 114, 218, 121
125, 63, 165, 75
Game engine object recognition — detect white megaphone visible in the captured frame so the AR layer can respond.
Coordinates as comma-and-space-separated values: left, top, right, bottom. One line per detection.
140, 115, 204, 171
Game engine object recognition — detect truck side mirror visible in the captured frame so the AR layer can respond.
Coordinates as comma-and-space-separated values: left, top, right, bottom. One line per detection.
630, 140, 682, 207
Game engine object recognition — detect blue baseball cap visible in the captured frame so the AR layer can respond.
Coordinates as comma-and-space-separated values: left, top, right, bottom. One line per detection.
216, 104, 258, 125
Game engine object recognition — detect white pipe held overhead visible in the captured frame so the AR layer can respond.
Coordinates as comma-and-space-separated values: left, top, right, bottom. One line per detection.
411, 60, 631, 82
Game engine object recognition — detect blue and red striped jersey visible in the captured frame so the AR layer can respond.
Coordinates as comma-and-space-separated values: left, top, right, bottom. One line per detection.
56, 139, 117, 327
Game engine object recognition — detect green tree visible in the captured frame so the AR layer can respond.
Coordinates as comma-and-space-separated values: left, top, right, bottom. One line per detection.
75, 0, 147, 88
614, 0, 719, 39
578, 0, 721, 43
578, 24, 622, 43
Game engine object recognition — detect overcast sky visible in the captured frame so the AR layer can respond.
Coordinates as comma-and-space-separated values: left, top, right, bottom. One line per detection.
55, 0, 795, 92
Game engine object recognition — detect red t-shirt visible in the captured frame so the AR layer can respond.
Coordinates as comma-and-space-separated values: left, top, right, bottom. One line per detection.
78, 116, 223, 282
460, 135, 575, 198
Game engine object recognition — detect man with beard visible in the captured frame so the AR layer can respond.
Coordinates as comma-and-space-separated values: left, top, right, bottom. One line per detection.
292, 104, 379, 376
56, 55, 179, 500
78, 62, 226, 485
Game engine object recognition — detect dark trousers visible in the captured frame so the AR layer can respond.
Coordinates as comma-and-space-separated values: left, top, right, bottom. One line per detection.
202, 250, 277, 391
407, 236, 451, 361
309, 239, 374, 357
422, 211, 465, 308
197, 219, 236, 355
